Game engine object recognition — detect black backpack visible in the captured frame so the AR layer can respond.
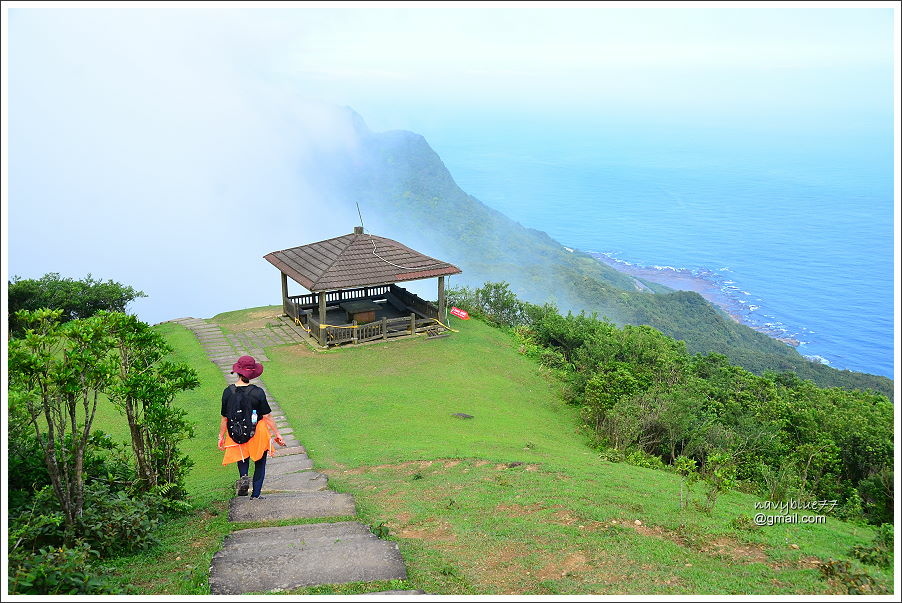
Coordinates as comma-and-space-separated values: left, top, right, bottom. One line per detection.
225, 384, 257, 444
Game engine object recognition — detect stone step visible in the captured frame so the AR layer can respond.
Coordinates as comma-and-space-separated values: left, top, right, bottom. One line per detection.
268, 451, 309, 463
262, 471, 328, 493
215, 533, 382, 563
273, 443, 304, 455
209, 535, 405, 594
217, 526, 377, 558
222, 521, 371, 547
266, 455, 313, 475
228, 492, 356, 522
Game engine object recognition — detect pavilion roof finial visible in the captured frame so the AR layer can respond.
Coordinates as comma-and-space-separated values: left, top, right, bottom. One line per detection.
353, 226, 364, 234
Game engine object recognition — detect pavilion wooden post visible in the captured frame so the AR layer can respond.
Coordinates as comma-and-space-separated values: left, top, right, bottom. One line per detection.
281, 272, 289, 315
318, 292, 327, 345
437, 276, 446, 322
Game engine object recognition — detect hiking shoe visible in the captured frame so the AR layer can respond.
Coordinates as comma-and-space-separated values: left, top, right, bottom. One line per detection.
236, 476, 250, 496
250, 495, 266, 500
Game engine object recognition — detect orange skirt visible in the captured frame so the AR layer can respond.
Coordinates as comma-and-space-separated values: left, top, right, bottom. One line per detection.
221, 422, 274, 465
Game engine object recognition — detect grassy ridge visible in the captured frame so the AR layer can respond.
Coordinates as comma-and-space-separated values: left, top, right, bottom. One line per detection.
258, 313, 889, 595
92, 310, 890, 594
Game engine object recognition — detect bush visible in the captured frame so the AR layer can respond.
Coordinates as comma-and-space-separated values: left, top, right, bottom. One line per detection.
625, 449, 667, 471
818, 559, 887, 595
446, 281, 528, 328
76, 483, 163, 556
849, 524, 893, 568
8, 542, 121, 595
10, 482, 166, 560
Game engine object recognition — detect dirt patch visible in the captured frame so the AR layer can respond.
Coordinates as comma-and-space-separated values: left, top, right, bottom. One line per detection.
699, 536, 769, 564
495, 502, 544, 517
397, 520, 456, 542
393, 512, 412, 525
622, 519, 771, 565
463, 541, 536, 594
536, 551, 591, 581
550, 507, 582, 526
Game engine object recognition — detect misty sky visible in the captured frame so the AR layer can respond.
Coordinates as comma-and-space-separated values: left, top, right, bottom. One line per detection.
3, 3, 897, 324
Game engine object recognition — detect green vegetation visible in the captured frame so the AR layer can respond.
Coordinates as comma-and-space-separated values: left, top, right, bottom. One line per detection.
8, 272, 146, 335
9, 302, 893, 594
450, 282, 894, 526
326, 119, 892, 397
8, 308, 200, 594
258, 312, 891, 595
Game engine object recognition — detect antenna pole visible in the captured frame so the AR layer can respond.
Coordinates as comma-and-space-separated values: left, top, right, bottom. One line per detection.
356, 202, 365, 231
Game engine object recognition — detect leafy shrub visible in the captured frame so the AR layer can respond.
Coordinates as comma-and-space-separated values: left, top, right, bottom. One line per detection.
8, 542, 121, 595
856, 468, 893, 525
849, 524, 893, 568
625, 449, 666, 471
8, 487, 67, 553
10, 482, 166, 560
818, 559, 887, 594
446, 281, 528, 328
76, 483, 162, 556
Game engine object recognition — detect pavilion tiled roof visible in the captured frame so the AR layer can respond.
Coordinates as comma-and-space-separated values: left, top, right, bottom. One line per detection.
264, 229, 462, 292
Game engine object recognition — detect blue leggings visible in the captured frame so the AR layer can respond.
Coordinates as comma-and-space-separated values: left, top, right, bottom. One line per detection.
236, 451, 268, 497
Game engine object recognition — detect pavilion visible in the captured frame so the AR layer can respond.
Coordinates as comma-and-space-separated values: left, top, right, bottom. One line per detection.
264, 227, 462, 346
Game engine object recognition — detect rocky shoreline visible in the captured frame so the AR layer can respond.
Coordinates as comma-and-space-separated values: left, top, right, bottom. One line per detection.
590, 252, 801, 348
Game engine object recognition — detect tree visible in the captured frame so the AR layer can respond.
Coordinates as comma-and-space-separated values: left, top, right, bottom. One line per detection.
9, 308, 200, 538
9, 309, 118, 535
105, 313, 199, 496
8, 273, 146, 335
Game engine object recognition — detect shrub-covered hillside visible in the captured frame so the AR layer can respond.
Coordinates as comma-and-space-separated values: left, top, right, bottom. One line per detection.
305, 109, 892, 398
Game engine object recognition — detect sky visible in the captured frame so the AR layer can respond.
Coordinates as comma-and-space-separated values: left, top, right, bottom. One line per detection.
2, 1, 899, 326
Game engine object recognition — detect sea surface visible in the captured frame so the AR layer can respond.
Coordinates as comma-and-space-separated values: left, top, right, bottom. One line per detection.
424, 119, 895, 379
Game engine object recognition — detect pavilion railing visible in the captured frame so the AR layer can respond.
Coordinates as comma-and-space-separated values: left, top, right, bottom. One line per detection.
286, 285, 393, 313
283, 284, 443, 346
304, 313, 442, 346
389, 284, 439, 319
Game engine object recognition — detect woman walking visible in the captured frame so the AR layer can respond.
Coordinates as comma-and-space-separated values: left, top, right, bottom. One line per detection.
218, 355, 286, 499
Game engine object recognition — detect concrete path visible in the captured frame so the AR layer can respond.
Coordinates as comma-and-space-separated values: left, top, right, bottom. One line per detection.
166, 317, 412, 595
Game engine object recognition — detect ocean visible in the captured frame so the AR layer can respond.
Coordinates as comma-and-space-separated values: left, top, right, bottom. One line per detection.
423, 118, 895, 379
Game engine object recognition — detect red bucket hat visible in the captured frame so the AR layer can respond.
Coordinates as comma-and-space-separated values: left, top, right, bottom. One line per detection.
231, 355, 264, 379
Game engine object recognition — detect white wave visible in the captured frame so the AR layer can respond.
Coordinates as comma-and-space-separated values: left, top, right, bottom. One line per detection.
804, 355, 830, 365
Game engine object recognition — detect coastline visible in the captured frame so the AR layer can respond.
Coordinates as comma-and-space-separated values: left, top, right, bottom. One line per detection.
589, 252, 803, 348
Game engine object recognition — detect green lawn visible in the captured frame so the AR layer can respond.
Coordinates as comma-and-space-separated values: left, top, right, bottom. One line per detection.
97, 310, 892, 595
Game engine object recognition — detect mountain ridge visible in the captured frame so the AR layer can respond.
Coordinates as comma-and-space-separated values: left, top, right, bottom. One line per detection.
307, 108, 892, 398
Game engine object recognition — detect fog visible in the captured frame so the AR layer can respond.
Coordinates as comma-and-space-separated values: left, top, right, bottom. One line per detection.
5, 5, 894, 324
7, 8, 366, 323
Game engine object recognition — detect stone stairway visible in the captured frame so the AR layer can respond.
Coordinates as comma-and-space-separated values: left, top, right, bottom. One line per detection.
167, 317, 416, 595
